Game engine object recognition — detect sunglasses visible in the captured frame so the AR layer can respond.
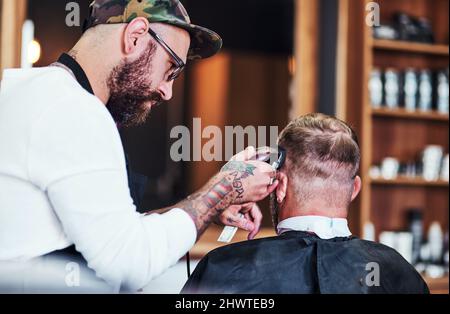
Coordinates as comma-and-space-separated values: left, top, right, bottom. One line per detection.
148, 28, 186, 82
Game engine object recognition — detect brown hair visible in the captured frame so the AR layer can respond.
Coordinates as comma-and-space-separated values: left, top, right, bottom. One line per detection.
278, 113, 360, 207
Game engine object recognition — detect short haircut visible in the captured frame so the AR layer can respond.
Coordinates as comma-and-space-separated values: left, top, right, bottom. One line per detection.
278, 113, 360, 208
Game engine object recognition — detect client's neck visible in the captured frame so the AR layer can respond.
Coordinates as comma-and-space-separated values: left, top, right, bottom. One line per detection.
278, 194, 348, 223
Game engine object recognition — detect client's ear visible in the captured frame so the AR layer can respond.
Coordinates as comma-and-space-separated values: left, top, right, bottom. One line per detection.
276, 172, 288, 203
351, 176, 362, 201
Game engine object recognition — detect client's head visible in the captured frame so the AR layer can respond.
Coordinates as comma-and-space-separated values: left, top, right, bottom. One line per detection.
271, 113, 361, 226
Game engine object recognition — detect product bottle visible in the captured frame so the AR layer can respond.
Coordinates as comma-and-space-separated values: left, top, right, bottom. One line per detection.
428, 222, 444, 264
419, 70, 432, 111
385, 69, 400, 108
369, 69, 383, 108
404, 68, 418, 111
408, 210, 423, 265
437, 70, 449, 114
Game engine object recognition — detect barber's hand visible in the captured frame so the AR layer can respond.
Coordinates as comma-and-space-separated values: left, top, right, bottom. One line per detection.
176, 146, 276, 239
221, 147, 279, 205
218, 202, 263, 240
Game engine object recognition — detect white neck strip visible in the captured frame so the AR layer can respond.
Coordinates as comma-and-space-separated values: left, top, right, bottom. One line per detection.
277, 216, 352, 240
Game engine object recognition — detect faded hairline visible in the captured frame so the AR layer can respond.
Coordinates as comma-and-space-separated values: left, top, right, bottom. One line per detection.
278, 113, 360, 208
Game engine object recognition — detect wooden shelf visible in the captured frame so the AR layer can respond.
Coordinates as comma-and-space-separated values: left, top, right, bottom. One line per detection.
371, 107, 449, 122
370, 177, 449, 187
424, 275, 449, 294
373, 39, 449, 56
339, 0, 449, 241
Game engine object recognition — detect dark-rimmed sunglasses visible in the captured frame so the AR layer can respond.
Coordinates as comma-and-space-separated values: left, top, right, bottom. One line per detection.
148, 28, 185, 81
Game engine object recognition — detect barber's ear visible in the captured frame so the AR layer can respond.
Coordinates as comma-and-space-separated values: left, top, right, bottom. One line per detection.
123, 17, 150, 55
275, 172, 288, 204
351, 175, 362, 202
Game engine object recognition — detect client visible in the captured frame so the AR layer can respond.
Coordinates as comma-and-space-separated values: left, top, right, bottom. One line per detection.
182, 113, 429, 294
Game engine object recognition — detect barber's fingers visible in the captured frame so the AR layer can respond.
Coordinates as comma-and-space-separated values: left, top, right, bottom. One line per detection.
219, 203, 263, 239
247, 204, 263, 240
256, 146, 276, 155
237, 202, 255, 214
221, 209, 255, 232
230, 146, 257, 162
266, 179, 279, 194
225, 202, 262, 239
247, 160, 277, 177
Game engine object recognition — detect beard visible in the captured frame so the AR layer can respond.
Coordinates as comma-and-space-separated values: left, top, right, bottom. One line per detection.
106, 42, 163, 128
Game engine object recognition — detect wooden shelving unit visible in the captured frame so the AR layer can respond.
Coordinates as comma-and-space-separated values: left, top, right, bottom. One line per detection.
371, 107, 449, 122
373, 39, 450, 56
370, 177, 449, 188
339, 0, 449, 294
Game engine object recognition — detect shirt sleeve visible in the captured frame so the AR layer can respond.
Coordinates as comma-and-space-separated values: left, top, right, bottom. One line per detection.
27, 93, 196, 290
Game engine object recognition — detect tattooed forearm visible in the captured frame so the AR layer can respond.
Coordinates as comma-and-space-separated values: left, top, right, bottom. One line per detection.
143, 174, 242, 237
202, 178, 233, 208
177, 177, 234, 237
174, 161, 256, 238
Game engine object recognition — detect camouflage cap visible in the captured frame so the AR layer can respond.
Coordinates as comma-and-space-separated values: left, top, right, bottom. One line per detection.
83, 0, 223, 60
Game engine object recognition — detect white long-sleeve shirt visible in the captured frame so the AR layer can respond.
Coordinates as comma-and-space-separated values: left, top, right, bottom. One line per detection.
0, 66, 197, 291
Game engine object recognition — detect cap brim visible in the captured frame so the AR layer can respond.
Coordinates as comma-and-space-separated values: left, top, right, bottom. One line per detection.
168, 22, 223, 60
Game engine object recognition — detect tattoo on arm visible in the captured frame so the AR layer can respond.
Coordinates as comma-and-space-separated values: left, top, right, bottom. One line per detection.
144, 162, 258, 239
231, 171, 245, 200
202, 178, 233, 208
175, 161, 255, 238
221, 161, 256, 179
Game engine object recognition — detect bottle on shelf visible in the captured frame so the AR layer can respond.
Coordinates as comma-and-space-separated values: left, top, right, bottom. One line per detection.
379, 230, 413, 264
407, 210, 424, 265
436, 69, 449, 114
369, 68, 383, 108
418, 70, 433, 112
441, 154, 449, 182
421, 145, 444, 182
363, 221, 376, 242
404, 68, 418, 112
384, 68, 400, 109
429, 222, 444, 264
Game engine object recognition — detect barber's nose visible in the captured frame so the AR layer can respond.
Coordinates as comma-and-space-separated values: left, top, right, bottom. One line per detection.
158, 80, 174, 101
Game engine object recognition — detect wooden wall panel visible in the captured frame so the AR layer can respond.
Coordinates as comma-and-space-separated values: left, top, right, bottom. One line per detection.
0, 0, 27, 74
291, 0, 320, 118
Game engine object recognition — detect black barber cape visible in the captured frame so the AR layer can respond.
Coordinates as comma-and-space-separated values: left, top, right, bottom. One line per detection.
181, 231, 429, 294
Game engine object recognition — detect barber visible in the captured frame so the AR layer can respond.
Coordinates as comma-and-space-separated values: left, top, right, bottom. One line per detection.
0, 0, 278, 291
